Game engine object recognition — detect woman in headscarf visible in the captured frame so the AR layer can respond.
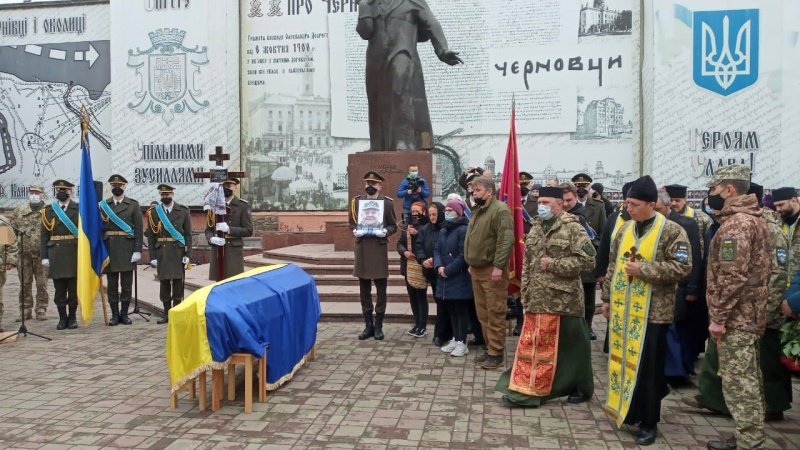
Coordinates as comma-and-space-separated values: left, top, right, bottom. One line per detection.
397, 201, 430, 337
414, 202, 450, 346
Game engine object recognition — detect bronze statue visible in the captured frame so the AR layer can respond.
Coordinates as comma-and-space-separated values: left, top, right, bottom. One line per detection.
357, 0, 462, 151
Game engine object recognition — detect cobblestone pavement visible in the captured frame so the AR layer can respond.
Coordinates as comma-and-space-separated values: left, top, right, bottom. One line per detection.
1, 271, 799, 449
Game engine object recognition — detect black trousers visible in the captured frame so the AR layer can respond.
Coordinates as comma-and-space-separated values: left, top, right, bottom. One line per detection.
583, 282, 596, 328
431, 278, 453, 341
446, 301, 470, 342
52, 278, 77, 307
624, 323, 670, 428
107, 271, 133, 304
159, 279, 184, 306
406, 283, 428, 329
359, 278, 387, 315
467, 298, 484, 343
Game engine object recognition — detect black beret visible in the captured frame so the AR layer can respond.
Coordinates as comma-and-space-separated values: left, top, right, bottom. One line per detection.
627, 176, 658, 203
772, 187, 797, 202
664, 184, 688, 198
591, 183, 604, 194
538, 186, 563, 199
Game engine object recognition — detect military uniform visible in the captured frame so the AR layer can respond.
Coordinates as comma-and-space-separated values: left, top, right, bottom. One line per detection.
205, 178, 254, 281
0, 234, 19, 332
11, 184, 49, 320
705, 165, 772, 450
666, 184, 713, 255
350, 171, 398, 340
572, 173, 606, 339
146, 184, 193, 324
771, 187, 800, 276
497, 188, 596, 407
100, 174, 143, 326
40, 180, 80, 330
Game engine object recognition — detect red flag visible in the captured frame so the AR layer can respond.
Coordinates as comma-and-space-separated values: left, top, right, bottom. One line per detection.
498, 100, 525, 296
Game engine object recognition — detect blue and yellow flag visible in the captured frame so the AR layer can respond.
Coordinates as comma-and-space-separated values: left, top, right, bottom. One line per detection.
77, 119, 109, 324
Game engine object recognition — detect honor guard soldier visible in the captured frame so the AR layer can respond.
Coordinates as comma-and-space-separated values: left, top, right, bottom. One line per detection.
11, 184, 50, 321
520, 171, 537, 233
100, 174, 143, 326
205, 177, 254, 281
146, 184, 192, 324
40, 180, 80, 330
350, 171, 397, 341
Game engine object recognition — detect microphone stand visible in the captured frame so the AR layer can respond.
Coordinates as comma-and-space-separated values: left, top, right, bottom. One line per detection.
0, 221, 51, 342
130, 264, 150, 321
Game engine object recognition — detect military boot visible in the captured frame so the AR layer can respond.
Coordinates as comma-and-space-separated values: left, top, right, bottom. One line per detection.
119, 301, 133, 325
374, 314, 385, 341
56, 305, 68, 330
66, 304, 78, 329
157, 302, 170, 324
358, 313, 374, 340
15, 309, 32, 323
108, 303, 120, 326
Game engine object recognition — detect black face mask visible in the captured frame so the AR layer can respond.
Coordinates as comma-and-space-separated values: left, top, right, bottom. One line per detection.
161, 197, 173, 205
577, 187, 588, 198
473, 196, 486, 206
365, 185, 378, 196
111, 187, 124, 197
55, 192, 69, 202
520, 187, 530, 197
707, 193, 725, 211
223, 188, 234, 197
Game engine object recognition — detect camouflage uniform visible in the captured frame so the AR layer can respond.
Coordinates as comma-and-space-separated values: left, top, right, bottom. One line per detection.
679, 205, 712, 255
11, 201, 49, 319
706, 169, 771, 449
0, 239, 19, 330
763, 210, 789, 331
521, 211, 596, 317
783, 213, 800, 278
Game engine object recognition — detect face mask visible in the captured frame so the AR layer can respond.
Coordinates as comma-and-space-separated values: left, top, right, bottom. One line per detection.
444, 213, 457, 222
56, 192, 69, 202
707, 193, 725, 211
365, 185, 378, 196
577, 187, 588, 198
703, 205, 713, 215
161, 197, 173, 205
473, 196, 486, 206
538, 204, 554, 220
520, 187, 530, 197
409, 171, 418, 178
29, 194, 41, 204
111, 187, 124, 197
223, 188, 234, 197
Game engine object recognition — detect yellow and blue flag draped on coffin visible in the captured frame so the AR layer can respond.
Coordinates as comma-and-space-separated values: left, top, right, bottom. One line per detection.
166, 264, 321, 393
77, 119, 109, 324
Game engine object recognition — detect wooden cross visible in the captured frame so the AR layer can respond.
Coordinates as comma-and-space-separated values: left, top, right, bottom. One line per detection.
194, 146, 248, 281
623, 245, 642, 282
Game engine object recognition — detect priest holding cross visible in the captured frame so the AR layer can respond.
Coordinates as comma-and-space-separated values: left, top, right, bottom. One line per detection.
195, 146, 252, 282
601, 175, 692, 446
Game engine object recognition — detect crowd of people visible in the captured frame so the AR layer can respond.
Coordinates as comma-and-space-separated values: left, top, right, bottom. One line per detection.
348, 163, 800, 449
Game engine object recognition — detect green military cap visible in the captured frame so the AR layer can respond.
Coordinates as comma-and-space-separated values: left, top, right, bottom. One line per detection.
157, 184, 175, 193
108, 174, 128, 185
28, 184, 45, 193
52, 179, 74, 190
771, 187, 797, 202
706, 164, 751, 187
362, 199, 381, 210
519, 172, 534, 184
363, 171, 384, 183
664, 184, 688, 198
571, 173, 593, 185
223, 177, 241, 186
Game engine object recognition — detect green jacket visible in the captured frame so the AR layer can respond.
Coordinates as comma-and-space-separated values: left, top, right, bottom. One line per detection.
464, 196, 514, 270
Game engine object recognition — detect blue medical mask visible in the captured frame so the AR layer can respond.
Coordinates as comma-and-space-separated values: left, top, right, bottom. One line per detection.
444, 213, 457, 222
704, 205, 713, 215
538, 204, 554, 220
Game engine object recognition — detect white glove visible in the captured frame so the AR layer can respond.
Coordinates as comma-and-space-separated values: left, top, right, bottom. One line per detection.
353, 229, 366, 237
375, 228, 387, 238
131, 252, 141, 263
210, 236, 226, 246
203, 204, 211, 211
182, 256, 190, 265
150, 259, 158, 268
41, 259, 50, 267
216, 222, 230, 233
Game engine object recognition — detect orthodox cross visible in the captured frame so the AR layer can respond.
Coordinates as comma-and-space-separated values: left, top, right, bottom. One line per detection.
194, 146, 247, 281
623, 245, 642, 282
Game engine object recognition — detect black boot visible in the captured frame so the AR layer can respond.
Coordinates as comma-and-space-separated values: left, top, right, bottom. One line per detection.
56, 305, 68, 330
119, 302, 132, 325
157, 302, 170, 324
358, 313, 374, 340
66, 304, 78, 329
108, 303, 120, 326
374, 314, 385, 341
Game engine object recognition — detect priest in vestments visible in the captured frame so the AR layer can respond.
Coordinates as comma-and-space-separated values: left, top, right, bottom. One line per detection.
496, 187, 596, 406
601, 176, 692, 446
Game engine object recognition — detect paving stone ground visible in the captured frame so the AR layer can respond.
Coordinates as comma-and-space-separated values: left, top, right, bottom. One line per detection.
1, 269, 799, 449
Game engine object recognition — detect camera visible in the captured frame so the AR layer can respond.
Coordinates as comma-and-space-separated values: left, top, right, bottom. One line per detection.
406, 175, 420, 192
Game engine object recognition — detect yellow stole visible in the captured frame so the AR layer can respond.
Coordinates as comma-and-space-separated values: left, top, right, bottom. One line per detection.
682, 205, 695, 218
604, 213, 667, 428
611, 214, 626, 242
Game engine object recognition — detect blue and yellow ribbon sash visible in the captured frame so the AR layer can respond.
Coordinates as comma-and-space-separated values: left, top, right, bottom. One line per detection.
155, 203, 185, 246
99, 200, 134, 236
51, 201, 78, 237
605, 213, 666, 428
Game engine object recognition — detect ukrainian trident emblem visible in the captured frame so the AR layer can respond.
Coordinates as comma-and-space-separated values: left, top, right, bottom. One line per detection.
127, 28, 210, 125
693, 9, 759, 96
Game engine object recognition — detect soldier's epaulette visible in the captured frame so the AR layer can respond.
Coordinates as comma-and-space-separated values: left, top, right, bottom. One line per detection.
383, 195, 394, 202
238, 198, 248, 203
176, 204, 188, 211
352, 195, 362, 199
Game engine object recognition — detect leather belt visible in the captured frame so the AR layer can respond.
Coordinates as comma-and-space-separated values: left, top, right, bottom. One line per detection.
105, 231, 129, 236
50, 235, 76, 241
158, 237, 177, 242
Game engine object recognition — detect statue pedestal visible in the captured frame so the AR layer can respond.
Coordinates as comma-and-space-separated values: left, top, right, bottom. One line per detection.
348, 150, 434, 223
